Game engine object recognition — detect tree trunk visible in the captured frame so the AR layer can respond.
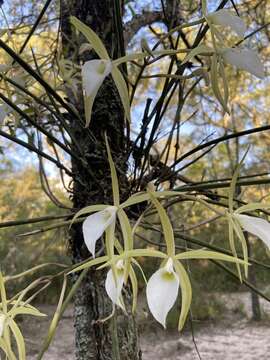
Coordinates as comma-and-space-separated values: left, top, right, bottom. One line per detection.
246, 234, 261, 321
60, 1, 141, 358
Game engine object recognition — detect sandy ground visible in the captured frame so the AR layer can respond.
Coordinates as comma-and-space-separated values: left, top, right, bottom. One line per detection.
23, 292, 270, 359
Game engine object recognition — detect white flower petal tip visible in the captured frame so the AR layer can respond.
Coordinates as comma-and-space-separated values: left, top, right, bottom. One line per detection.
105, 260, 125, 310
146, 258, 179, 328
208, 9, 246, 38
82, 59, 112, 97
235, 214, 270, 250
222, 48, 265, 79
82, 206, 117, 257
0, 314, 5, 337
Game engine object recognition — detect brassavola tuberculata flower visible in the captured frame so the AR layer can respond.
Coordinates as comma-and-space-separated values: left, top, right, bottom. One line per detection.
146, 258, 179, 328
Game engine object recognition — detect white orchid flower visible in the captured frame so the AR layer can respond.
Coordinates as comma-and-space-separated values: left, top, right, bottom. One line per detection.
234, 214, 270, 250
82, 205, 118, 257
207, 9, 246, 38
81, 59, 112, 125
105, 260, 125, 310
0, 314, 5, 337
221, 48, 264, 79
82, 59, 112, 97
146, 258, 180, 328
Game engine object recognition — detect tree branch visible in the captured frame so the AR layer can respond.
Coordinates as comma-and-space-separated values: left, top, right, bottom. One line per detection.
124, 10, 163, 44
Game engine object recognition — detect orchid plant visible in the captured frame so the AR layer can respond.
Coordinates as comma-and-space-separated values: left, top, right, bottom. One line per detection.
1, 1, 268, 357
65, 2, 269, 331
69, 139, 250, 330
0, 272, 45, 359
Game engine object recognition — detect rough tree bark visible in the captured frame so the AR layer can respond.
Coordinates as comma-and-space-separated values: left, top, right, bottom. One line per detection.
60, 1, 141, 359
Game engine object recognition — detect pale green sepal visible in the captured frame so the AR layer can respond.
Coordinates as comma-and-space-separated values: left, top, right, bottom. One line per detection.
235, 202, 270, 214
110, 249, 167, 262
113, 52, 149, 66
232, 218, 249, 278
111, 65, 131, 123
174, 249, 248, 265
8, 306, 46, 318
70, 16, 109, 59
210, 54, 230, 114
37, 277, 67, 359
129, 266, 138, 313
105, 134, 120, 206
8, 319, 25, 360
0, 338, 9, 357
117, 208, 133, 282
120, 193, 150, 208
228, 214, 242, 282
149, 194, 175, 257
181, 45, 213, 65
229, 147, 249, 213
174, 261, 192, 331
70, 204, 107, 228
68, 255, 109, 274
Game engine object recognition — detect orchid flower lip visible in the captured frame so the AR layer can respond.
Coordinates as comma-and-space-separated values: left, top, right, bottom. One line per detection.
82, 205, 118, 257
220, 47, 265, 79
105, 262, 125, 310
146, 259, 180, 328
82, 59, 112, 97
234, 213, 270, 249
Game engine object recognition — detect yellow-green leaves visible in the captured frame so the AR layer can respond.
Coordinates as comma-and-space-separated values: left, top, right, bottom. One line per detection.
0, 272, 45, 360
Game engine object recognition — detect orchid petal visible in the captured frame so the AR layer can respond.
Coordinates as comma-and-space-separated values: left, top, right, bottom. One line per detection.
208, 9, 246, 38
235, 214, 270, 250
146, 259, 179, 328
82, 206, 117, 257
105, 261, 125, 309
222, 48, 264, 79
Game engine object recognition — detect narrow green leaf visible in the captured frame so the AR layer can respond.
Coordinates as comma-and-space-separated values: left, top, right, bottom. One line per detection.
111, 65, 131, 123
